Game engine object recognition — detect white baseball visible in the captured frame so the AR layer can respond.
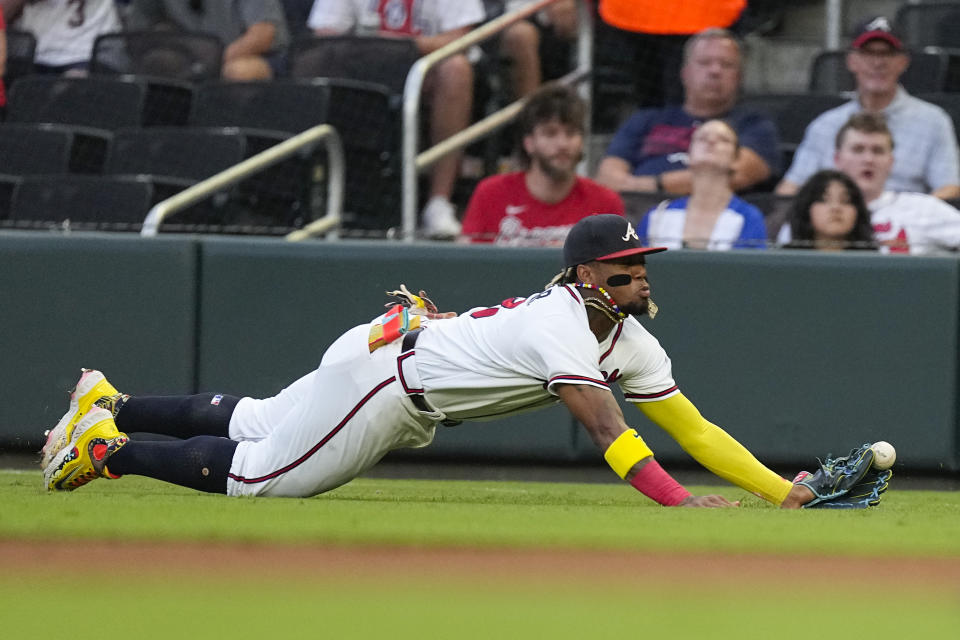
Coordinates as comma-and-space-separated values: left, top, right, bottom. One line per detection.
871, 441, 896, 470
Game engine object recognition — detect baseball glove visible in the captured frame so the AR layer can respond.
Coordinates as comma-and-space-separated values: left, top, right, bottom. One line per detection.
799, 468, 893, 509
794, 443, 885, 509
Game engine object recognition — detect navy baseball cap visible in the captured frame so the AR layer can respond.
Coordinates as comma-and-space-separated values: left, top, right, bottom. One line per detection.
851, 16, 905, 51
563, 214, 667, 268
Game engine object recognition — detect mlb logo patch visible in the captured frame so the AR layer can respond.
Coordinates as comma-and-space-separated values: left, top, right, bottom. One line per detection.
211, 394, 223, 406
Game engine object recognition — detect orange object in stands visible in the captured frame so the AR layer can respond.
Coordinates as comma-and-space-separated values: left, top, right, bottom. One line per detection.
599, 0, 746, 35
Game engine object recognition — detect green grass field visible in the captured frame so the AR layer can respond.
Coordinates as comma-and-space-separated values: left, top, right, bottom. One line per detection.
2, 470, 959, 638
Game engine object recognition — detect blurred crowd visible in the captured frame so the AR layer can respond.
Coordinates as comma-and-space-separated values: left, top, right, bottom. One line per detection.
0, 0, 959, 253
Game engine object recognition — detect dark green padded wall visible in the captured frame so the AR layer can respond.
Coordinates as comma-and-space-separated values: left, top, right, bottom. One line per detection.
3, 234, 957, 471
573, 251, 960, 471
0, 232, 198, 450
197, 239, 578, 460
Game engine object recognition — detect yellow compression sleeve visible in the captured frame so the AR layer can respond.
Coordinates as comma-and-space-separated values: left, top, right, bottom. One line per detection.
636, 393, 792, 505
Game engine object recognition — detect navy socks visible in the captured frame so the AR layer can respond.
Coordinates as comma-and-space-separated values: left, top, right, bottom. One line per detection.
107, 436, 239, 494
107, 393, 243, 493
115, 393, 240, 439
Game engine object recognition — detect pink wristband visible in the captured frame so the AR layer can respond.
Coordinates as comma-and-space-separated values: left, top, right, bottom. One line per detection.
629, 459, 692, 506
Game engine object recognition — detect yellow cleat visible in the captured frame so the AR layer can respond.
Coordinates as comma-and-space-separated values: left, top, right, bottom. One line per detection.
43, 407, 128, 492
40, 369, 126, 469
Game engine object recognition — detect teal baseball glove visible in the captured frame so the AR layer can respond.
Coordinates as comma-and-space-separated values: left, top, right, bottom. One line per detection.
794, 443, 890, 509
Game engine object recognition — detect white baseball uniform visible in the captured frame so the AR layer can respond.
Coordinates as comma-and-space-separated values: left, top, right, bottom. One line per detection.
869, 191, 960, 255
225, 285, 677, 497
307, 0, 486, 36
15, 0, 122, 67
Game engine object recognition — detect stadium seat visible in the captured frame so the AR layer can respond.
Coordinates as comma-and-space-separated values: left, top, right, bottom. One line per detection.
0, 121, 112, 175
738, 93, 847, 169
89, 32, 212, 126
809, 49, 952, 95
291, 35, 508, 231
915, 93, 960, 143
896, 3, 960, 50
0, 174, 22, 222
191, 79, 330, 134
741, 192, 795, 241
323, 80, 404, 230
620, 191, 672, 227
90, 31, 224, 82
6, 76, 147, 130
896, 3, 960, 90
191, 78, 403, 231
8, 175, 153, 230
105, 127, 246, 181
104, 127, 247, 227
288, 35, 418, 96
189, 80, 339, 230
0, 124, 73, 175
134, 77, 197, 127
4, 30, 37, 89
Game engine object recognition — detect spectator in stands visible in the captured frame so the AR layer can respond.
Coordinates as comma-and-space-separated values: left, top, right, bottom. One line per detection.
595, 27, 779, 196
781, 170, 876, 251
594, 0, 746, 116
776, 16, 960, 200
832, 112, 960, 255
460, 83, 623, 245
499, 0, 576, 99
636, 119, 766, 250
1, 0, 121, 75
308, 0, 485, 239
127, 0, 291, 81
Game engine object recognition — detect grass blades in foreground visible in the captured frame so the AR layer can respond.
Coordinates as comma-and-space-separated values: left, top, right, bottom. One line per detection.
2, 471, 959, 556
1, 572, 958, 640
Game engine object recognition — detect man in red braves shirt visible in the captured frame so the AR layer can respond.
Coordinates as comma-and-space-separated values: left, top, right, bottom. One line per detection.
461, 83, 624, 245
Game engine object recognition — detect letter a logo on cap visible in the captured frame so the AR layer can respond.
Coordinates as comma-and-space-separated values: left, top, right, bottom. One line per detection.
866, 16, 892, 32
622, 222, 640, 242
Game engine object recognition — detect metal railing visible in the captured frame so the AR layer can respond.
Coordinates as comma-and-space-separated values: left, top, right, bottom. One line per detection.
825, 0, 842, 50
400, 0, 593, 241
140, 124, 344, 241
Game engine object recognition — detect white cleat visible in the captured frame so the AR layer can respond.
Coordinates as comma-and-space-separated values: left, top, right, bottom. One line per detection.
40, 369, 123, 469
44, 407, 128, 492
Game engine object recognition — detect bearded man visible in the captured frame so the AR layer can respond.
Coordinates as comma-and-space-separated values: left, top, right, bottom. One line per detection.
460, 83, 624, 246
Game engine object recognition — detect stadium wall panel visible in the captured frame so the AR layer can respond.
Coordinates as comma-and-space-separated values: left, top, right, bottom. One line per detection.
3, 235, 957, 471
0, 232, 198, 450
577, 251, 960, 472
197, 238, 579, 460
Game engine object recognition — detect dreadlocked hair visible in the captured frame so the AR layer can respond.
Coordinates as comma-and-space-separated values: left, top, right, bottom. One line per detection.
544, 258, 658, 319
545, 267, 577, 289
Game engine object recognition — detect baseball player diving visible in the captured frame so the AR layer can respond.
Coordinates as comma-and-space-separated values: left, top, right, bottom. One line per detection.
40, 215, 890, 508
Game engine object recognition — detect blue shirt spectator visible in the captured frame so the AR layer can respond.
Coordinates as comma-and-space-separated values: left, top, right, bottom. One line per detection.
605, 104, 780, 180
639, 195, 767, 250
596, 27, 780, 196
636, 118, 768, 250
